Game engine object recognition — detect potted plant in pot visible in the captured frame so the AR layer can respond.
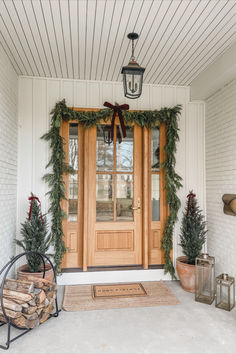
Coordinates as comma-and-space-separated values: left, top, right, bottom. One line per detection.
176, 192, 207, 293
16, 194, 53, 281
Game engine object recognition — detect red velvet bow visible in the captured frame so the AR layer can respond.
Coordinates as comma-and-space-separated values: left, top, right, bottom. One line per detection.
28, 196, 44, 224
103, 102, 129, 142
187, 192, 196, 216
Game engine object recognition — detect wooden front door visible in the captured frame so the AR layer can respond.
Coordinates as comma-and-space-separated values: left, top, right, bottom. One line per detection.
61, 111, 168, 271
85, 120, 142, 267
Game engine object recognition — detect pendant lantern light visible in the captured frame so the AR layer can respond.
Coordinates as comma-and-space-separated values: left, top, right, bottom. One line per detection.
121, 33, 145, 99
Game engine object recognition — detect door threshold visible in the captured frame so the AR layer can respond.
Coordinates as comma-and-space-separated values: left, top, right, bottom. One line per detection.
61, 264, 164, 273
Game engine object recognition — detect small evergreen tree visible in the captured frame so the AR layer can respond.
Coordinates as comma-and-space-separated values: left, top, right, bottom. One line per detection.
16, 194, 52, 272
179, 191, 207, 265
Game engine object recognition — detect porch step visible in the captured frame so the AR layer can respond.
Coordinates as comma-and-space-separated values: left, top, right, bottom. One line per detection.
57, 268, 172, 285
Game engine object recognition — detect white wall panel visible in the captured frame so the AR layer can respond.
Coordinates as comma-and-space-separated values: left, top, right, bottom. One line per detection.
17, 76, 205, 282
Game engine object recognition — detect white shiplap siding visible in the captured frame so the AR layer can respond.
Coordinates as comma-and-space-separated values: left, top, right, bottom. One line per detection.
0, 44, 18, 270
17, 76, 205, 283
206, 80, 236, 279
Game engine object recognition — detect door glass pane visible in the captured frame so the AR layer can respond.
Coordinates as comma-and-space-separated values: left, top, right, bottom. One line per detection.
96, 174, 113, 221
69, 123, 78, 170
96, 124, 114, 171
152, 174, 160, 221
116, 126, 133, 172
151, 127, 160, 171
68, 174, 78, 222
117, 174, 133, 221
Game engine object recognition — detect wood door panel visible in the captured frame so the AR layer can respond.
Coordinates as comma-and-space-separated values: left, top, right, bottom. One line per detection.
152, 230, 161, 249
96, 231, 134, 251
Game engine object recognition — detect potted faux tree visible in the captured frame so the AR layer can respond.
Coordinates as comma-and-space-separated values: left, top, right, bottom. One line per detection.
176, 192, 207, 293
16, 194, 53, 281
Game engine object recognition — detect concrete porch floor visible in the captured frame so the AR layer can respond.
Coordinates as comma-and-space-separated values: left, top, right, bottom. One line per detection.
1, 281, 236, 354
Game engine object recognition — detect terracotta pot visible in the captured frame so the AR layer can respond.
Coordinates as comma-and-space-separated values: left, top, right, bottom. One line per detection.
17, 263, 54, 282
176, 256, 195, 293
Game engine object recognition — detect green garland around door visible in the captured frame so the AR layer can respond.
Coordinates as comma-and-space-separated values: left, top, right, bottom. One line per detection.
42, 99, 182, 276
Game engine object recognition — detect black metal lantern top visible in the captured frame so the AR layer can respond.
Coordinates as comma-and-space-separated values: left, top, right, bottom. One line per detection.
121, 33, 145, 99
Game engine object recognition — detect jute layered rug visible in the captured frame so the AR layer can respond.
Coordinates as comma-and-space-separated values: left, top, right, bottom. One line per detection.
63, 281, 179, 311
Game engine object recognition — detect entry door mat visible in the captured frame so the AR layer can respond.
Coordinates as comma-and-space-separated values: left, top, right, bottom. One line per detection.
93, 283, 147, 298
62, 281, 179, 311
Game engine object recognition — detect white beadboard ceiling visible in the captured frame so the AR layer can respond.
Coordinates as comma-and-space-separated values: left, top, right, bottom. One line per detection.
0, 0, 236, 85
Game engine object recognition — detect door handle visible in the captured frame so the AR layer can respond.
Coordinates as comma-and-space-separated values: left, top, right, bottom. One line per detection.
131, 198, 141, 210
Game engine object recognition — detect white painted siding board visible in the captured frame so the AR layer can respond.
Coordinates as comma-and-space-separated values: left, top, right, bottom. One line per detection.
0, 12, 28, 75
162, 87, 176, 106
40, 0, 63, 78
112, 82, 125, 107
74, 81, 87, 108
112, 0, 145, 82
32, 79, 47, 212
30, 0, 57, 77
134, 0, 167, 66
106, 0, 134, 82
47, 80, 61, 114
48, 0, 68, 78
152, 86, 162, 110
136, 85, 150, 111
61, 80, 74, 107
95, 0, 115, 81
78, 0, 87, 80
21, 1, 51, 77
168, 1, 235, 84
144, 0, 189, 83
174, 87, 188, 264
100, 0, 125, 82
2, 1, 36, 76
12, 1, 44, 77
68, 0, 79, 80
180, 13, 236, 85
87, 82, 100, 108
59, 0, 74, 79
85, 0, 96, 80
0, 32, 21, 75
149, 0, 197, 83
100, 0, 124, 81
101, 83, 114, 104
89, 0, 106, 81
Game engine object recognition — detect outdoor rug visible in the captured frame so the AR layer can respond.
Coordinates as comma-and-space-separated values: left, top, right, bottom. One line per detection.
62, 281, 179, 311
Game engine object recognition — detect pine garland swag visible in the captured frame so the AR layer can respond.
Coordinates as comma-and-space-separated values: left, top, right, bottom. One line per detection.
42, 99, 182, 276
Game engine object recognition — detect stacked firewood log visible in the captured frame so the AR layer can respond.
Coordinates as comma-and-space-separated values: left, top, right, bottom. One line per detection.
0, 277, 57, 329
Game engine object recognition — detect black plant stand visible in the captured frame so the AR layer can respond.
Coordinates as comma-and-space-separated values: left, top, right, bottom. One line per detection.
0, 252, 60, 350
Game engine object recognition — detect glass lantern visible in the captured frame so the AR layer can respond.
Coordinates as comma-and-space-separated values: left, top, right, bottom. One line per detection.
121, 33, 145, 99
215, 273, 235, 311
195, 253, 215, 305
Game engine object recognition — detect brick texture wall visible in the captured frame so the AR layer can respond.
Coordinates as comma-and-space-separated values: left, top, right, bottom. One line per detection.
206, 79, 236, 279
0, 45, 18, 270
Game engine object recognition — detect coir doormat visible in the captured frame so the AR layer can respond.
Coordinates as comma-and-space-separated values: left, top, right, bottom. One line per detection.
63, 281, 179, 311
92, 283, 147, 298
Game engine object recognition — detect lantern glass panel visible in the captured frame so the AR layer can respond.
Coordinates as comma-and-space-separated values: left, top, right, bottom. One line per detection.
123, 70, 143, 99
195, 254, 215, 305
215, 274, 235, 311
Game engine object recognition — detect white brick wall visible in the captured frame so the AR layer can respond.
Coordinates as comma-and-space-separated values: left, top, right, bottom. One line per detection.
206, 79, 236, 279
0, 44, 18, 270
